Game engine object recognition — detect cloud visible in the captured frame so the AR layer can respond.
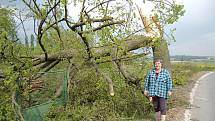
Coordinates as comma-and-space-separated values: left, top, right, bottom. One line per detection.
169, 0, 215, 56
170, 31, 215, 56
0, 1, 26, 9
204, 32, 215, 40
67, 0, 82, 21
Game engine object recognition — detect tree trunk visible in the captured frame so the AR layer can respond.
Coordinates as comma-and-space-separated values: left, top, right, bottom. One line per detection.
152, 39, 171, 72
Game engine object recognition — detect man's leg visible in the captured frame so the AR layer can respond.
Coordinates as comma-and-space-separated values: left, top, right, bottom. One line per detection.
161, 115, 166, 121
156, 111, 161, 121
153, 96, 161, 121
159, 97, 167, 121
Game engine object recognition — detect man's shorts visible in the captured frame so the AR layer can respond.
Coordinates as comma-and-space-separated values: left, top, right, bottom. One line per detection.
152, 96, 167, 115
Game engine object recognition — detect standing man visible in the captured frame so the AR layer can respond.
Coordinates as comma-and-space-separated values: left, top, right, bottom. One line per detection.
144, 59, 173, 121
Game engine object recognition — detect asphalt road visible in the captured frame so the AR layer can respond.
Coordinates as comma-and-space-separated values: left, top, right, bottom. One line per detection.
190, 72, 215, 121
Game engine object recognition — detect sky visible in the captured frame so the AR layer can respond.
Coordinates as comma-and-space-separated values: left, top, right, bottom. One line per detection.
0, 0, 215, 56
169, 0, 215, 56
134, 0, 215, 56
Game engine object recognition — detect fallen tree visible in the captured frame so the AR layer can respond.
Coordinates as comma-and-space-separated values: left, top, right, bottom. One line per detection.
0, 0, 185, 120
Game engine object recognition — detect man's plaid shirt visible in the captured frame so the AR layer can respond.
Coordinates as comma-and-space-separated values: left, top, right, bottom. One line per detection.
144, 68, 173, 99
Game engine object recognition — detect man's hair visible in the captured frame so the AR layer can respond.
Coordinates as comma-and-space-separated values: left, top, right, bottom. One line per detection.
154, 59, 163, 64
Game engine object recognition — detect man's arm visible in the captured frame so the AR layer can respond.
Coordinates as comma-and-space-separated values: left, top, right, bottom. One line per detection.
166, 71, 173, 96
144, 71, 150, 96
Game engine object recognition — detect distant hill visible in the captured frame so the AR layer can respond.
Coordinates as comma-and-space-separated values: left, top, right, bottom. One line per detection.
170, 55, 215, 61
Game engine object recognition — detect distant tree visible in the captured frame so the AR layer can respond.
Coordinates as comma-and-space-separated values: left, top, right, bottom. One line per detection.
0, 7, 17, 40
0, 7, 21, 121
30, 34, 35, 48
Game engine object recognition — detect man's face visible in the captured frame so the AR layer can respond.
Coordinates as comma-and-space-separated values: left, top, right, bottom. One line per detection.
155, 61, 162, 70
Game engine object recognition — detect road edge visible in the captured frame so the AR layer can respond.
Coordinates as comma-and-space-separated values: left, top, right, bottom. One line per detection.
184, 72, 214, 121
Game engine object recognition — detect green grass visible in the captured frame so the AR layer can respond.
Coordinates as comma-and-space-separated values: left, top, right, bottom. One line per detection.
16, 60, 215, 121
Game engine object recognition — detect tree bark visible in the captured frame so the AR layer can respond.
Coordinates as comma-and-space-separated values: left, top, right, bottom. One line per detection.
152, 39, 171, 72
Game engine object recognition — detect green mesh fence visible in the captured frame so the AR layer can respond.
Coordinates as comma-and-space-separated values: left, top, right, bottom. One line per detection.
16, 71, 68, 121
